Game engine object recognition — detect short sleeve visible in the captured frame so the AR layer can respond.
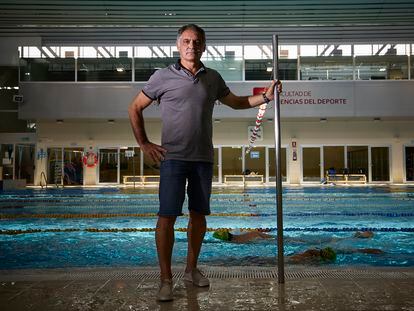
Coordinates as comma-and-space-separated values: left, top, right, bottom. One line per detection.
215, 72, 230, 100
141, 69, 164, 101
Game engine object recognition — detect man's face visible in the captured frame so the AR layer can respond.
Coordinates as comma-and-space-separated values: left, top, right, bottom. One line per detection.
176, 29, 205, 63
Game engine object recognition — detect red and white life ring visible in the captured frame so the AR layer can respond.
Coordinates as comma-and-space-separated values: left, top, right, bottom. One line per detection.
82, 152, 98, 168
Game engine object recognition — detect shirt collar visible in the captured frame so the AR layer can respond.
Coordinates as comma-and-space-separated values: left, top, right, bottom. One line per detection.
174, 59, 207, 75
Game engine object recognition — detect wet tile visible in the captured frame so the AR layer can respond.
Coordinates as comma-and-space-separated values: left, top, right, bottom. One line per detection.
0, 268, 414, 311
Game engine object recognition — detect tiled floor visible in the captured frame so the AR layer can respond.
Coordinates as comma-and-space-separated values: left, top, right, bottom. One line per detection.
1, 265, 413, 311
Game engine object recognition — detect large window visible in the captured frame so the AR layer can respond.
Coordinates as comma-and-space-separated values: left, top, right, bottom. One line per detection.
1, 144, 14, 180
405, 146, 414, 182
120, 147, 141, 183
134, 58, 173, 81
411, 44, 414, 80
213, 148, 219, 182
47, 147, 62, 185
245, 59, 297, 81
300, 56, 353, 80
99, 148, 118, 183
347, 146, 368, 176
14, 144, 35, 184
77, 58, 132, 81
222, 147, 242, 176
354, 44, 409, 80
323, 146, 345, 175
300, 45, 353, 80
63, 148, 83, 185
245, 147, 265, 176
202, 45, 243, 81
20, 58, 75, 81
302, 147, 321, 182
371, 147, 390, 182
143, 152, 160, 176
19, 43, 412, 82
268, 147, 287, 182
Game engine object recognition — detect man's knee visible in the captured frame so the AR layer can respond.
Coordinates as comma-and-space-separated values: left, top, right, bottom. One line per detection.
157, 216, 177, 229
189, 211, 206, 226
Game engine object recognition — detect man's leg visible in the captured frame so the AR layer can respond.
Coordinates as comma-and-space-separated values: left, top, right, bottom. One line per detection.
183, 162, 212, 287
185, 210, 206, 272
156, 215, 177, 280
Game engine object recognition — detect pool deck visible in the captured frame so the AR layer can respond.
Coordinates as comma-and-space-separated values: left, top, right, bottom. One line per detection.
0, 265, 413, 311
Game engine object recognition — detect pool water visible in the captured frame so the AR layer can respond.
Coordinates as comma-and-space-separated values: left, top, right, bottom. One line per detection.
0, 186, 413, 269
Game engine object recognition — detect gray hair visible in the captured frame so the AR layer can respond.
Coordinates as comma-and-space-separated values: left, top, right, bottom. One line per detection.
177, 24, 206, 44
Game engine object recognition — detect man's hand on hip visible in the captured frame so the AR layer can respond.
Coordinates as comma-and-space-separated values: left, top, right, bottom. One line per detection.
141, 142, 167, 163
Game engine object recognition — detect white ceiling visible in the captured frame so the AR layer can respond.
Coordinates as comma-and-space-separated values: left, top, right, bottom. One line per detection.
1, 0, 414, 44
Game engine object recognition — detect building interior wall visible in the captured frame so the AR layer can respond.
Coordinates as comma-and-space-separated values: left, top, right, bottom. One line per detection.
32, 119, 414, 185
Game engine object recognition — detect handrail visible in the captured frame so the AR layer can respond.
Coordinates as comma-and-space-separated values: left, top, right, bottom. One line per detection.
40, 171, 47, 189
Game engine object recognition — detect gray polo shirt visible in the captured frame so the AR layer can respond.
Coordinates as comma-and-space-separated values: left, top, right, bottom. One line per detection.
142, 62, 230, 163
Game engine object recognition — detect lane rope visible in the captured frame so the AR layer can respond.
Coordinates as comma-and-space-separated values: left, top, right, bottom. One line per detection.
1, 227, 413, 235
1, 211, 413, 219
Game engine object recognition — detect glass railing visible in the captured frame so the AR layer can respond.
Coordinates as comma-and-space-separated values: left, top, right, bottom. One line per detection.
245, 59, 297, 80
203, 59, 243, 81
354, 55, 408, 80
134, 58, 175, 81
20, 58, 75, 81
300, 56, 353, 80
77, 58, 132, 81
18, 56, 411, 82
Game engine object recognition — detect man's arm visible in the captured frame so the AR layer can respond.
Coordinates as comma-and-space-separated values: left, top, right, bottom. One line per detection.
128, 91, 166, 163
219, 80, 281, 109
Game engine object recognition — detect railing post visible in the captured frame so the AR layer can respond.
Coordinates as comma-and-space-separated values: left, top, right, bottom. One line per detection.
272, 35, 285, 284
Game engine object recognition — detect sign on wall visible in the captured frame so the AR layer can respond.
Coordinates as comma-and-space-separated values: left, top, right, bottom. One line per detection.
250, 151, 260, 159
279, 82, 355, 118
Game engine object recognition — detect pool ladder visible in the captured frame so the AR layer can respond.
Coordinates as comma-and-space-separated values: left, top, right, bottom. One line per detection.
40, 171, 47, 189
40, 171, 63, 189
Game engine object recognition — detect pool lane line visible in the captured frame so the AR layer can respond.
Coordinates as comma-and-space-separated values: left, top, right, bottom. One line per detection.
1, 211, 414, 219
1, 227, 414, 235
2, 196, 414, 204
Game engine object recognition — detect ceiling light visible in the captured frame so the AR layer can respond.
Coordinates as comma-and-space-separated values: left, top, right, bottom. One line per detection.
108, 119, 115, 124
56, 119, 64, 124
319, 118, 327, 123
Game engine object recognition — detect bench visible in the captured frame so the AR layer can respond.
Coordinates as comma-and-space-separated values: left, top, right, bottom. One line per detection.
326, 174, 367, 184
123, 175, 160, 185
224, 174, 264, 184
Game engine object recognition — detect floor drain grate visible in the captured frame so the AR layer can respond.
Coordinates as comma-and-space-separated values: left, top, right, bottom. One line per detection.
0, 267, 412, 282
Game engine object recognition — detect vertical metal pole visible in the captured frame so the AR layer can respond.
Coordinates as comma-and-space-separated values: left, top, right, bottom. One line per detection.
272, 35, 285, 284
133, 151, 136, 189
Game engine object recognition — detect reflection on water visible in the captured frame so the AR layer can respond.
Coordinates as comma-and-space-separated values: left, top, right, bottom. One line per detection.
0, 186, 413, 269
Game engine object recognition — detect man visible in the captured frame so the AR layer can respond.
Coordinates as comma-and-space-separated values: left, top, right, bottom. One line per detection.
128, 24, 281, 301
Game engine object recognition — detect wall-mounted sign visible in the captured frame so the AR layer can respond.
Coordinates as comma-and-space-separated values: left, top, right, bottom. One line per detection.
293, 150, 297, 161
250, 151, 260, 159
125, 150, 135, 158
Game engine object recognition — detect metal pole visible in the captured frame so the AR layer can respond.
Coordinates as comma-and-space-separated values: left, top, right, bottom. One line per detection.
272, 35, 285, 284
133, 152, 136, 189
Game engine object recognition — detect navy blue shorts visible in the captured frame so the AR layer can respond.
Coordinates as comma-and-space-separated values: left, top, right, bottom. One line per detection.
159, 160, 213, 217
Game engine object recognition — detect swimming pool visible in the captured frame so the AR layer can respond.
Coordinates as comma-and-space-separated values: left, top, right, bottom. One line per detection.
0, 186, 413, 269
